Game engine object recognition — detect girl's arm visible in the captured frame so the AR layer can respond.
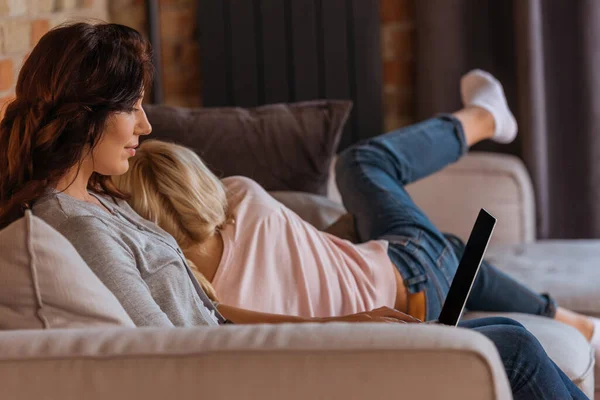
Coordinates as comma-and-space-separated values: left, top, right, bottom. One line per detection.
217, 304, 421, 324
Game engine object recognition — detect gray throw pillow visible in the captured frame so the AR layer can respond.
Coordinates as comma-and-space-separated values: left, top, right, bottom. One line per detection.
0, 210, 135, 329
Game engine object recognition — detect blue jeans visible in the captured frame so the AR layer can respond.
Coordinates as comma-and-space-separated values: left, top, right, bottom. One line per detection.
461, 317, 587, 399
335, 115, 557, 321
336, 116, 587, 399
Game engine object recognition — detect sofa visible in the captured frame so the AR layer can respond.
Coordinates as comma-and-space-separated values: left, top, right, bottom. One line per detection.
0, 148, 598, 399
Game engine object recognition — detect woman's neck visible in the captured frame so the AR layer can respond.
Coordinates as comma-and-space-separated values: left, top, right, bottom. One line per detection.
183, 233, 224, 282
55, 161, 94, 201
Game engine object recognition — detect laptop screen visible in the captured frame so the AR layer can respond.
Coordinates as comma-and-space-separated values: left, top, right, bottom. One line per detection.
437, 209, 496, 326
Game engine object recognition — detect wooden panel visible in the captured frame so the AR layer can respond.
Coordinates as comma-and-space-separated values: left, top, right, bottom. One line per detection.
229, 0, 259, 107
351, 0, 383, 142
199, 0, 230, 106
321, 0, 353, 149
260, 0, 290, 103
289, 0, 320, 101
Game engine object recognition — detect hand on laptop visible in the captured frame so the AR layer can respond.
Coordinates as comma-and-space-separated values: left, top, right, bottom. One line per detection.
318, 306, 422, 324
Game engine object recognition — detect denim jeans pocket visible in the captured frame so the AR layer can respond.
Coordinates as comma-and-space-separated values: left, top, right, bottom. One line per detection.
435, 244, 459, 285
385, 234, 429, 293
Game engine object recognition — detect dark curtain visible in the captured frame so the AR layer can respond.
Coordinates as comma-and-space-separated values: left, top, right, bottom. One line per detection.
415, 0, 600, 239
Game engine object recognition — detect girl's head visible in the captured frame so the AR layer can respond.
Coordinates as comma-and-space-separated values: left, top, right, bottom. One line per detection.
0, 22, 154, 227
113, 140, 227, 301
112, 139, 228, 250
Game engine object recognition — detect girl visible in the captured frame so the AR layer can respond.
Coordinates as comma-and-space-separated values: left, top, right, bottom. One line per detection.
0, 22, 588, 399
117, 75, 600, 352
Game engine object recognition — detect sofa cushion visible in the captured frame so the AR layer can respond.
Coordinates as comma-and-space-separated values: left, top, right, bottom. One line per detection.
405, 152, 536, 247
486, 240, 600, 395
0, 324, 512, 400
143, 100, 352, 196
486, 241, 600, 319
269, 191, 346, 231
0, 210, 135, 329
464, 312, 595, 398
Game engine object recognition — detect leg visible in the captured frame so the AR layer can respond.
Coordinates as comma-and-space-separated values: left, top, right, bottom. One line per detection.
336, 72, 503, 242
454, 106, 496, 146
445, 234, 557, 316
336, 114, 472, 242
336, 111, 502, 320
459, 315, 527, 329
337, 69, 599, 352
336, 115, 473, 319
462, 317, 588, 399
449, 234, 597, 342
336, 72, 513, 320
344, 120, 597, 335
555, 308, 594, 340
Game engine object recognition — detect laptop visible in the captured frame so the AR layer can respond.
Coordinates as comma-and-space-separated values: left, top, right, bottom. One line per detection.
426, 208, 497, 326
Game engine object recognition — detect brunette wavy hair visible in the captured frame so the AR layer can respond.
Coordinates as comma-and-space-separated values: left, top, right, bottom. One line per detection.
0, 22, 153, 228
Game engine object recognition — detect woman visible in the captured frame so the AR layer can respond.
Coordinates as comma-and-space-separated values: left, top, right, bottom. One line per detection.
0, 22, 588, 399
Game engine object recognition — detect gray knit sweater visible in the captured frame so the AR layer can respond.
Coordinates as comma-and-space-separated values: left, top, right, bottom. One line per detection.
33, 189, 223, 327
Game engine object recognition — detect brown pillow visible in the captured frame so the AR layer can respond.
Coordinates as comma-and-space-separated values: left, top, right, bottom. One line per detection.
143, 100, 352, 195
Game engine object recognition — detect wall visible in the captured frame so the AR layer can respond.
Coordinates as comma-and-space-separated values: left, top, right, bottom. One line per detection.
380, 0, 414, 130
110, 0, 416, 129
110, 0, 200, 107
0, 0, 109, 114
0, 1, 415, 129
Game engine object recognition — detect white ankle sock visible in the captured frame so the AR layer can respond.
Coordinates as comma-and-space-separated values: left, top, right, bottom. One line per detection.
460, 69, 518, 144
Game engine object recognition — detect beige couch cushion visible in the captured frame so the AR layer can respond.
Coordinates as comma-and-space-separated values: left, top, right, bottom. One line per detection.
487, 241, 600, 318
0, 323, 512, 400
465, 312, 595, 398
0, 210, 135, 329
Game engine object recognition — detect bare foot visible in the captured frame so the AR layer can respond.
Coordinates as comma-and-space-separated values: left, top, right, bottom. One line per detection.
554, 307, 594, 341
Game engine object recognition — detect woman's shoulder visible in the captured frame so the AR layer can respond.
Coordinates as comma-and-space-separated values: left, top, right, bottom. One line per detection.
32, 191, 114, 236
34, 192, 92, 225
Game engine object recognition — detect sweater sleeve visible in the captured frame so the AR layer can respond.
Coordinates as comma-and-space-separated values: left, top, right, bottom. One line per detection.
57, 216, 175, 327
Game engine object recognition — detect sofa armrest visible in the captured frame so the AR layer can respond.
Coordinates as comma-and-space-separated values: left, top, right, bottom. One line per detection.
329, 152, 536, 246
406, 152, 536, 246
0, 323, 511, 400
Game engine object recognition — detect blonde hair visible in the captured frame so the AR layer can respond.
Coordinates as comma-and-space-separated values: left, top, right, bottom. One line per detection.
112, 139, 227, 301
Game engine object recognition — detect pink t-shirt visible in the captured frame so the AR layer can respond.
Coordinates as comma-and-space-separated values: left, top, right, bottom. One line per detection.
211, 177, 397, 318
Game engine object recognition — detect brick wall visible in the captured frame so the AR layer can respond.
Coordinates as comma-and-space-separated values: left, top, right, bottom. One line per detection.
113, 0, 415, 129
380, 0, 414, 131
0, 0, 109, 114
111, 0, 200, 107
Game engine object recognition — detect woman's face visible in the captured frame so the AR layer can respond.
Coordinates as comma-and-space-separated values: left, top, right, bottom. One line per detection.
91, 96, 152, 176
